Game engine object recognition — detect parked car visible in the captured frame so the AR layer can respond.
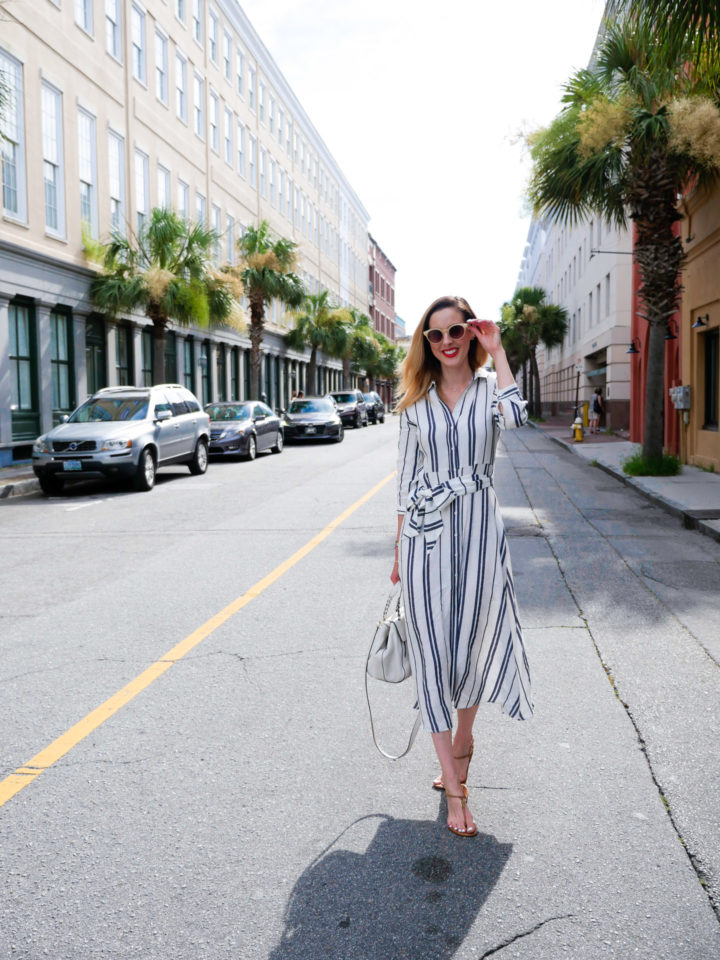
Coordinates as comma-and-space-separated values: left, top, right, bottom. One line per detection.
282, 397, 344, 443
32, 384, 210, 495
206, 400, 283, 460
328, 390, 369, 428
363, 391, 386, 424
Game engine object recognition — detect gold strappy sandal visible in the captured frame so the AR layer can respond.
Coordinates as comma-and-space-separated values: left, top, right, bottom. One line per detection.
432, 738, 474, 791
445, 786, 478, 838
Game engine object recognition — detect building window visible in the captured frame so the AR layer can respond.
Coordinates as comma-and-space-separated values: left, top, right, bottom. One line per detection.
209, 89, 219, 152
108, 130, 125, 232
223, 30, 231, 81
224, 107, 232, 165
192, 0, 203, 44
236, 48, 244, 95
157, 164, 170, 209
286, 117, 292, 157
106, 0, 121, 58
196, 192, 205, 225
135, 148, 149, 234
278, 168, 284, 215
116, 325, 132, 385
248, 65, 255, 110
211, 203, 221, 261
78, 108, 98, 238
175, 0, 186, 22
226, 214, 234, 264
183, 337, 195, 391
155, 30, 168, 104
141, 329, 153, 386
177, 179, 189, 220
231, 347, 239, 400
75, 0, 93, 34
0, 50, 27, 221
269, 157, 276, 207
286, 176, 293, 220
259, 81, 266, 123
131, 4, 146, 83
194, 73, 204, 138
294, 184, 299, 229
259, 147, 267, 197
9, 302, 36, 417
237, 120, 246, 176
41, 82, 65, 237
176, 51, 187, 121
277, 107, 283, 146
704, 328, 719, 430
50, 309, 74, 415
605, 273, 611, 317
269, 96, 275, 135
248, 134, 256, 188
208, 8, 218, 62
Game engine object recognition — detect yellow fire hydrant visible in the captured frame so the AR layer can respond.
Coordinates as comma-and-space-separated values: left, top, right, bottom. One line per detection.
573, 417, 584, 442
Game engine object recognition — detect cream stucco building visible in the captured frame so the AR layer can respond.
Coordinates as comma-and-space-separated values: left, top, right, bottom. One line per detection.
0, 0, 370, 461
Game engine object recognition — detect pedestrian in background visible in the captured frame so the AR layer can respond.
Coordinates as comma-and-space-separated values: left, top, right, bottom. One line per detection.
590, 387, 604, 434
391, 295, 533, 838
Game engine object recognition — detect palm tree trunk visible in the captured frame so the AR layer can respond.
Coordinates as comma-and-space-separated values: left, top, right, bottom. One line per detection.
249, 295, 265, 399
530, 348, 541, 418
342, 354, 351, 389
308, 345, 318, 395
151, 316, 167, 385
628, 155, 685, 463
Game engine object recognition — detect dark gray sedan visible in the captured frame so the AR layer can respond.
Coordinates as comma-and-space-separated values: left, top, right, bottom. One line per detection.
282, 397, 344, 443
206, 401, 283, 460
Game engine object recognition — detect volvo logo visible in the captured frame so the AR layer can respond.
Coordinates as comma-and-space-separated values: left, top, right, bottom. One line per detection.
69, 442, 78, 451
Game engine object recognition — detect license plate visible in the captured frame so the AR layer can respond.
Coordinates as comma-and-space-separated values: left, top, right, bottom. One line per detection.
62, 460, 82, 471
305, 426, 316, 434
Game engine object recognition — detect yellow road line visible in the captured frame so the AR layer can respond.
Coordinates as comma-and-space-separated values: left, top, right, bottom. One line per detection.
0, 470, 396, 809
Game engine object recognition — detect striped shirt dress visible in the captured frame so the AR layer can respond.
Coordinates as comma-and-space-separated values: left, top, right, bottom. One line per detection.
397, 370, 533, 733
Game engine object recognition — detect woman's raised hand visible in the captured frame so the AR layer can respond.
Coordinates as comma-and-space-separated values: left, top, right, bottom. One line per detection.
468, 319, 503, 357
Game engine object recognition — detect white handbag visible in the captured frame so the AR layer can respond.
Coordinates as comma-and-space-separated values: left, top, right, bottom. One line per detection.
365, 586, 421, 760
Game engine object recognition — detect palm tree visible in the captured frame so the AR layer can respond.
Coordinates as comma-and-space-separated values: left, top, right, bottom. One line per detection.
501, 287, 568, 418
615, 1, 720, 63
527, 14, 720, 463
358, 332, 403, 393
336, 308, 375, 389
89, 208, 234, 383
286, 290, 346, 394
234, 220, 305, 398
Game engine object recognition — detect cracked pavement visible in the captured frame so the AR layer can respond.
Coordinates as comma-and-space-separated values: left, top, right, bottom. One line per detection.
1, 421, 720, 958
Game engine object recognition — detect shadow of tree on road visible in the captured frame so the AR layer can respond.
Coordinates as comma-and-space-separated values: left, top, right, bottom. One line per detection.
268, 805, 512, 960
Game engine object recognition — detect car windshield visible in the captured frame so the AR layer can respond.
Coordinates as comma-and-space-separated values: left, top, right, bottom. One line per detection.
69, 397, 149, 422
206, 404, 251, 421
332, 393, 356, 403
363, 394, 373, 401
288, 399, 333, 414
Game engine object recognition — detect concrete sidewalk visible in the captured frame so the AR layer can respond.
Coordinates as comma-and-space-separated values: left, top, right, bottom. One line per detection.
0, 461, 38, 500
530, 417, 720, 543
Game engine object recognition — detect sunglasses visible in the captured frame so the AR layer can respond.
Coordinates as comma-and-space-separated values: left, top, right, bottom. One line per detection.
423, 322, 469, 344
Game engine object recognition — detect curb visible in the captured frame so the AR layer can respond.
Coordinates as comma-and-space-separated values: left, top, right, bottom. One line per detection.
0, 476, 40, 500
527, 423, 720, 546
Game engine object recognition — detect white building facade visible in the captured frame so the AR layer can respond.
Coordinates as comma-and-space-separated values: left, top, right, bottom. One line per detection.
0, 0, 370, 461
516, 215, 633, 429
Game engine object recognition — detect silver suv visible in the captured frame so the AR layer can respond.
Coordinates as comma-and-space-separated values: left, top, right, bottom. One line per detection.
32, 384, 210, 494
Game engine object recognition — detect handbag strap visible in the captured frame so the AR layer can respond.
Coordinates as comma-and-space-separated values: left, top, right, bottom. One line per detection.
365, 644, 422, 761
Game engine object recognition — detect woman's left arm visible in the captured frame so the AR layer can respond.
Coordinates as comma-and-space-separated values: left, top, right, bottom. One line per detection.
468, 319, 528, 429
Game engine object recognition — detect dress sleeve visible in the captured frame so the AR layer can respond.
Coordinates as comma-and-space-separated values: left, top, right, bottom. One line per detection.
494, 382, 529, 430
397, 409, 422, 513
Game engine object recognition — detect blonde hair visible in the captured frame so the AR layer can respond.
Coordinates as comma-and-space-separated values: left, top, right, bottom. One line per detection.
395, 296, 488, 412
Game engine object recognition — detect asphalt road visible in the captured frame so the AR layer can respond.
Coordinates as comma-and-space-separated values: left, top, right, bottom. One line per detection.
1, 419, 719, 959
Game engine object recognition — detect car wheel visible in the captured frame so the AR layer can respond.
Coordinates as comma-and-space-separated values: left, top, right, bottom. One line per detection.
38, 474, 64, 496
378, 412, 385, 423
362, 414, 369, 427
334, 426, 344, 443
188, 438, 209, 475
134, 448, 156, 491
272, 430, 284, 454
243, 435, 257, 461
354, 412, 361, 429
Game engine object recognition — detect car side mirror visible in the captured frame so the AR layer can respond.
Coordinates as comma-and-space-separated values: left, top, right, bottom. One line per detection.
155, 409, 172, 422
61, 414, 69, 423
254, 414, 265, 422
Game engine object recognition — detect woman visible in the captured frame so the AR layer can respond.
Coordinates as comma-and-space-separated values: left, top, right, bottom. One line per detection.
589, 387, 604, 434
391, 296, 533, 838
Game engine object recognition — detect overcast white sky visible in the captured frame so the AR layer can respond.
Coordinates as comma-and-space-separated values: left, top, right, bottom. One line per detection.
239, 0, 607, 332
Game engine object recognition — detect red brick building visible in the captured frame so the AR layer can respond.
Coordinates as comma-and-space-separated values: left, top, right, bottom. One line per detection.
368, 234, 397, 341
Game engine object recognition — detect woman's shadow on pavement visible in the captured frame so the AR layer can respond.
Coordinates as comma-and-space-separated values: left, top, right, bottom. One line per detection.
268, 800, 513, 960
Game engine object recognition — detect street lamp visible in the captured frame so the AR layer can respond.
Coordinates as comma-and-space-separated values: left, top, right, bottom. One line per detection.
692, 314, 709, 329
664, 319, 678, 341
626, 338, 641, 355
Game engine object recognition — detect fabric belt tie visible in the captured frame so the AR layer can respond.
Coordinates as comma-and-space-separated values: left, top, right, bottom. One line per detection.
405, 465, 493, 550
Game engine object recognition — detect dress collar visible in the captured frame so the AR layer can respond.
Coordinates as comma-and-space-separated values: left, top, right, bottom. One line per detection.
429, 366, 491, 390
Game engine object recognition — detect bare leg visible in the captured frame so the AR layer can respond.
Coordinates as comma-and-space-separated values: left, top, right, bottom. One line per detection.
431, 728, 476, 835
454, 705, 479, 781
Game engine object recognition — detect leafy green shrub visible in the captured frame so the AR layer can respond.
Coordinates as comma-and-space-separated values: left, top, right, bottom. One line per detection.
622, 451, 682, 477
